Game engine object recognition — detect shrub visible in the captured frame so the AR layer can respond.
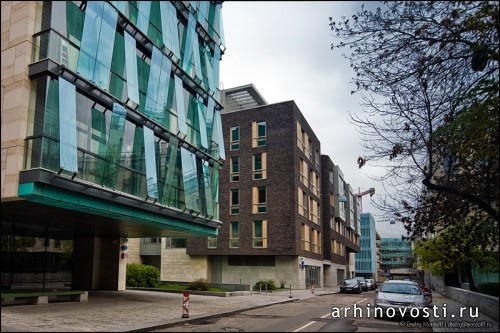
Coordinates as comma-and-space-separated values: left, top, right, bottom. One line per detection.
187, 278, 210, 291
253, 279, 276, 291
126, 263, 160, 288
479, 283, 499, 297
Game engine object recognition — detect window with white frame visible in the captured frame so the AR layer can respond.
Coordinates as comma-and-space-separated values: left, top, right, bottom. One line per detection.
230, 126, 239, 150
252, 220, 267, 248
230, 221, 239, 248
230, 156, 239, 182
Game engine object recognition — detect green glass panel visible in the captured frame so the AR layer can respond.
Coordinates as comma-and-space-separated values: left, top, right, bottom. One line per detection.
197, 98, 208, 150
58, 78, 78, 173
202, 46, 215, 94
212, 46, 221, 94
216, 3, 226, 49
202, 161, 212, 217
165, 76, 177, 134
130, 126, 145, 196
110, 1, 127, 14
77, 1, 117, 90
159, 1, 180, 60
136, 1, 151, 34
147, 1, 162, 48
162, 136, 180, 207
91, 108, 106, 183
127, 1, 137, 25
197, 1, 209, 31
44, 79, 59, 138
144, 127, 158, 199
109, 29, 125, 101
94, 2, 118, 90
77, 1, 102, 81
145, 47, 171, 125
210, 162, 220, 219
103, 103, 126, 188
124, 32, 140, 104
42, 79, 60, 171
137, 57, 150, 114
186, 96, 198, 147
205, 97, 215, 152
156, 140, 167, 201
175, 76, 187, 137
213, 110, 225, 160
181, 13, 202, 82
181, 148, 199, 212
110, 30, 125, 77
66, 1, 84, 46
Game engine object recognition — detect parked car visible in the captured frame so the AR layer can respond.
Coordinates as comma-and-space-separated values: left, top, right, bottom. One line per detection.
366, 278, 377, 290
340, 279, 362, 294
353, 276, 368, 291
374, 279, 433, 319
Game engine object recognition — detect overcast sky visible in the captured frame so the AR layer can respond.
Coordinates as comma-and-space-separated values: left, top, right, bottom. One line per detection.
219, 1, 406, 238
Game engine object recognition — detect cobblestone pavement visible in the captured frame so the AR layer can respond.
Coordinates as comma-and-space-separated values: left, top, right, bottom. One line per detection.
1, 288, 498, 332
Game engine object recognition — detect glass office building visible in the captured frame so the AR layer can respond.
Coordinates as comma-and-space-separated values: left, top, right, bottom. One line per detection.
355, 213, 377, 278
1, 1, 225, 291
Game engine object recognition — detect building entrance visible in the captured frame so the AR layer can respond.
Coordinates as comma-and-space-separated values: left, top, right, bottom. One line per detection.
305, 265, 321, 288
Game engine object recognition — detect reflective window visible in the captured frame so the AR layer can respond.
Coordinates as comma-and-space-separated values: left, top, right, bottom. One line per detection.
230, 156, 239, 182
230, 221, 239, 248
230, 126, 239, 150
58, 78, 78, 173
253, 153, 266, 180
230, 188, 239, 215
144, 127, 158, 199
253, 220, 267, 248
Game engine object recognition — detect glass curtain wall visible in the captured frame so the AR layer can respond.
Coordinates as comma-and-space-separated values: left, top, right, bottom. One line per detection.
26, 1, 225, 216
7, 1, 226, 290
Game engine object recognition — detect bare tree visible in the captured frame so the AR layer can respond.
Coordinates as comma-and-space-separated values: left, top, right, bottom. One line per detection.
330, 1, 498, 291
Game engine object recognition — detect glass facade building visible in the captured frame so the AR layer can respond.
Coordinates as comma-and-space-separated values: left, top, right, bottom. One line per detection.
1, 1, 226, 291
380, 238, 413, 274
355, 213, 377, 278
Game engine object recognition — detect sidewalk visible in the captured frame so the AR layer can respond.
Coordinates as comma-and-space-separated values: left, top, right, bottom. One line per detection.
427, 291, 499, 332
1, 287, 498, 332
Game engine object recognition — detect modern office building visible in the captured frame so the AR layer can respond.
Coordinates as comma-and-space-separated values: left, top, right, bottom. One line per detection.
380, 237, 414, 279
355, 212, 378, 280
1, 1, 226, 291
161, 84, 361, 289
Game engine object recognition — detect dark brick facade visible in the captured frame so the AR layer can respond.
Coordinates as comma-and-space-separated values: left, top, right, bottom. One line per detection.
320, 155, 360, 266
187, 99, 360, 271
187, 101, 322, 259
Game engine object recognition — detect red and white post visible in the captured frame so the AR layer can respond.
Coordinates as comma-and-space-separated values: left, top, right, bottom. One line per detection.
182, 291, 189, 318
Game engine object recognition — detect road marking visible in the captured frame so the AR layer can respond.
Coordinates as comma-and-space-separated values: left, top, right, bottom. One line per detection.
292, 320, 316, 332
294, 298, 370, 331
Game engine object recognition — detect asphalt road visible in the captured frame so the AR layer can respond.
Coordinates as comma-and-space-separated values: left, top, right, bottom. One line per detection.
153, 290, 433, 332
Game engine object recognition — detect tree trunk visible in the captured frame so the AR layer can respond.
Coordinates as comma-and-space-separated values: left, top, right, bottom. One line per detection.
465, 260, 477, 292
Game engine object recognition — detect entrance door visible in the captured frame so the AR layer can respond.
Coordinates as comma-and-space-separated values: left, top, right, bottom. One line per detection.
305, 265, 321, 288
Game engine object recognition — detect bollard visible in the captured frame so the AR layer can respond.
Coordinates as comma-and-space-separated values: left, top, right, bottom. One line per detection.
265, 284, 267, 293
289, 284, 292, 298
259, 283, 262, 294
182, 291, 189, 318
